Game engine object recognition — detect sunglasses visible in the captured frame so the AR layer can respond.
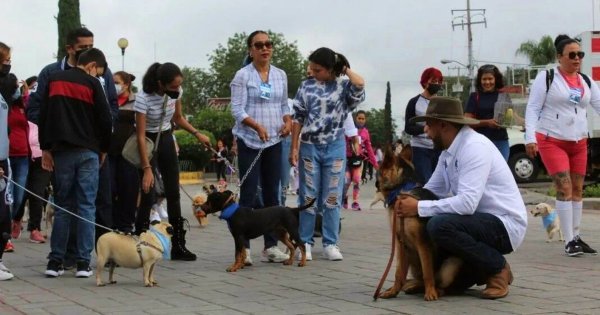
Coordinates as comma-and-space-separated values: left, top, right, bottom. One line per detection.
565, 51, 585, 59
252, 41, 273, 50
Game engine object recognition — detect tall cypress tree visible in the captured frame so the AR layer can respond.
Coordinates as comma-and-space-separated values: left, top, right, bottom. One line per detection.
384, 81, 393, 145
56, 0, 81, 61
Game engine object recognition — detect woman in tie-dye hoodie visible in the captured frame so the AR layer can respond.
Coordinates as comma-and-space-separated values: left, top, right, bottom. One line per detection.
290, 47, 365, 261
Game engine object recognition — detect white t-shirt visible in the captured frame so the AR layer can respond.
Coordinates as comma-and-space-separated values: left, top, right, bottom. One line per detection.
134, 89, 182, 132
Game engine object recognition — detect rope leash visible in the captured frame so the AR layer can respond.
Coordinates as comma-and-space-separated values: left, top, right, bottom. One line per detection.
373, 205, 399, 300
2, 174, 117, 233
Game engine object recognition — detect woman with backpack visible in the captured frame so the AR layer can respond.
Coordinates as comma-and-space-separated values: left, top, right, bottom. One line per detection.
525, 34, 600, 257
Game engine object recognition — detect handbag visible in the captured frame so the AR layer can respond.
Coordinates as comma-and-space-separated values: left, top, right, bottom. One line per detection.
122, 95, 168, 168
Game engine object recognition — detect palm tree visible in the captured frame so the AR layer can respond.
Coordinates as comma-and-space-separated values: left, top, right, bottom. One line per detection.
515, 35, 556, 65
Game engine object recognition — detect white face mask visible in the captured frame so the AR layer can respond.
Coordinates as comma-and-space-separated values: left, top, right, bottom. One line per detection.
115, 84, 123, 95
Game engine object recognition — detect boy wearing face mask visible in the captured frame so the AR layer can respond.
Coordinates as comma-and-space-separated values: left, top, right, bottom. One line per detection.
404, 67, 444, 186
39, 48, 112, 278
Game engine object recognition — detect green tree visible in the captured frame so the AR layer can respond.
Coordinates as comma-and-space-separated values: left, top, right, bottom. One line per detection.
56, 0, 81, 61
208, 31, 307, 98
181, 67, 217, 114
190, 108, 236, 147
515, 35, 555, 66
363, 108, 398, 148
383, 82, 393, 145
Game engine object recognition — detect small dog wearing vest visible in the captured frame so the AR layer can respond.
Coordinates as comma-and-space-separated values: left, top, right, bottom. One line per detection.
192, 193, 209, 227
530, 202, 563, 242
95, 222, 173, 287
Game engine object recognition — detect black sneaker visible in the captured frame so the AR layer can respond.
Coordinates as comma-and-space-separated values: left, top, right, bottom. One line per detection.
75, 261, 93, 278
565, 240, 584, 257
574, 236, 598, 255
45, 259, 64, 278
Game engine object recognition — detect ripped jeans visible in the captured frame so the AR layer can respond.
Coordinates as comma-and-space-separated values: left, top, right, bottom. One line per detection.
298, 137, 346, 246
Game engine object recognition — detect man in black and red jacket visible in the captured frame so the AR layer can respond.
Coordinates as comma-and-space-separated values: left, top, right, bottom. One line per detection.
39, 48, 112, 279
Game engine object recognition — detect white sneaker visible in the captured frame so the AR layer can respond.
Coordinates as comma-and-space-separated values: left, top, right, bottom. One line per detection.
261, 246, 290, 263
0, 269, 13, 281
323, 244, 343, 261
0, 261, 11, 273
149, 209, 161, 222
296, 243, 312, 261
157, 204, 169, 220
244, 248, 253, 266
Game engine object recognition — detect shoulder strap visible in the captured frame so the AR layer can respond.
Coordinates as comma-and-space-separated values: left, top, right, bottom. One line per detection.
545, 69, 554, 93
153, 95, 169, 154
546, 69, 592, 92
580, 72, 592, 88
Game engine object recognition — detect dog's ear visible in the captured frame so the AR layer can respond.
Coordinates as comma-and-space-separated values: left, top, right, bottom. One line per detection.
381, 144, 397, 170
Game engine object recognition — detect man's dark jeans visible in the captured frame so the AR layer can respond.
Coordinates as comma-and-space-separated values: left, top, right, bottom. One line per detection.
426, 212, 513, 278
237, 139, 282, 249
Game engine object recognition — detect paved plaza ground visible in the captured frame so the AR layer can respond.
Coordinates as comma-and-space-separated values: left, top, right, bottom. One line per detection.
1, 178, 600, 314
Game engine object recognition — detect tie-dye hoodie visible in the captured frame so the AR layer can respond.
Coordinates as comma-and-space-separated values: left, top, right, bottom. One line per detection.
293, 77, 365, 144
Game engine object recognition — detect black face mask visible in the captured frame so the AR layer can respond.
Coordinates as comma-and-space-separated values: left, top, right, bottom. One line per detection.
427, 83, 442, 95
74, 48, 89, 62
165, 89, 180, 99
0, 64, 10, 77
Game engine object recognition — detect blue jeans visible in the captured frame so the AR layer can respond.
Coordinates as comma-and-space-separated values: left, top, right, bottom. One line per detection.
298, 137, 346, 246
492, 139, 509, 162
237, 139, 282, 249
412, 146, 440, 185
9, 156, 29, 219
280, 136, 292, 205
426, 213, 513, 277
0, 160, 10, 259
48, 150, 99, 264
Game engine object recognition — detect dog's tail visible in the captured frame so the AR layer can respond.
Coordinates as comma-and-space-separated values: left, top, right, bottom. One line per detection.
292, 198, 316, 213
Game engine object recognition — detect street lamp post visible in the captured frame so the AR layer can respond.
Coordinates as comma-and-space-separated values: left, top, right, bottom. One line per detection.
117, 38, 129, 71
441, 58, 476, 93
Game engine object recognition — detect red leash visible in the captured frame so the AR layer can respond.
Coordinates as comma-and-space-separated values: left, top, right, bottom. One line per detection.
373, 210, 403, 300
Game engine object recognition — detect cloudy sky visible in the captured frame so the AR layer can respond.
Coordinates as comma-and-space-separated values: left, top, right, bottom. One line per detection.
4, 0, 600, 129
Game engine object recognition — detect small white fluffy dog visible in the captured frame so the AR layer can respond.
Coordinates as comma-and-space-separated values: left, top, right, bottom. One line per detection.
530, 202, 564, 242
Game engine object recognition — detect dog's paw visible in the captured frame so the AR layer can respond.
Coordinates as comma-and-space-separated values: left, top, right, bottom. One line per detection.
423, 288, 439, 301
546, 239, 552, 243
97, 282, 105, 287
109, 280, 117, 284
144, 282, 153, 287
378, 287, 400, 299
297, 261, 306, 267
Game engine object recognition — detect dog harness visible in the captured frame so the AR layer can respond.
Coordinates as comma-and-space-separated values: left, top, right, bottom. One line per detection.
135, 227, 171, 265
385, 182, 418, 207
219, 202, 240, 221
542, 211, 558, 229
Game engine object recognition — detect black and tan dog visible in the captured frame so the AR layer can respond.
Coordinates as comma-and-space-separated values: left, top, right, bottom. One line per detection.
377, 145, 463, 301
199, 190, 315, 272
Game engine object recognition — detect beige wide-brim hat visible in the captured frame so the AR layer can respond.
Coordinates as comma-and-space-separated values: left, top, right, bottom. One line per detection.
410, 96, 480, 125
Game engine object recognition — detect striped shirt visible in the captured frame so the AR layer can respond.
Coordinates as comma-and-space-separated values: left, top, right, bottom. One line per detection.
134, 89, 181, 132
231, 63, 289, 149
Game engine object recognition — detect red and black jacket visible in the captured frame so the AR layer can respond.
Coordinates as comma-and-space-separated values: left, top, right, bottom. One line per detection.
39, 67, 112, 154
